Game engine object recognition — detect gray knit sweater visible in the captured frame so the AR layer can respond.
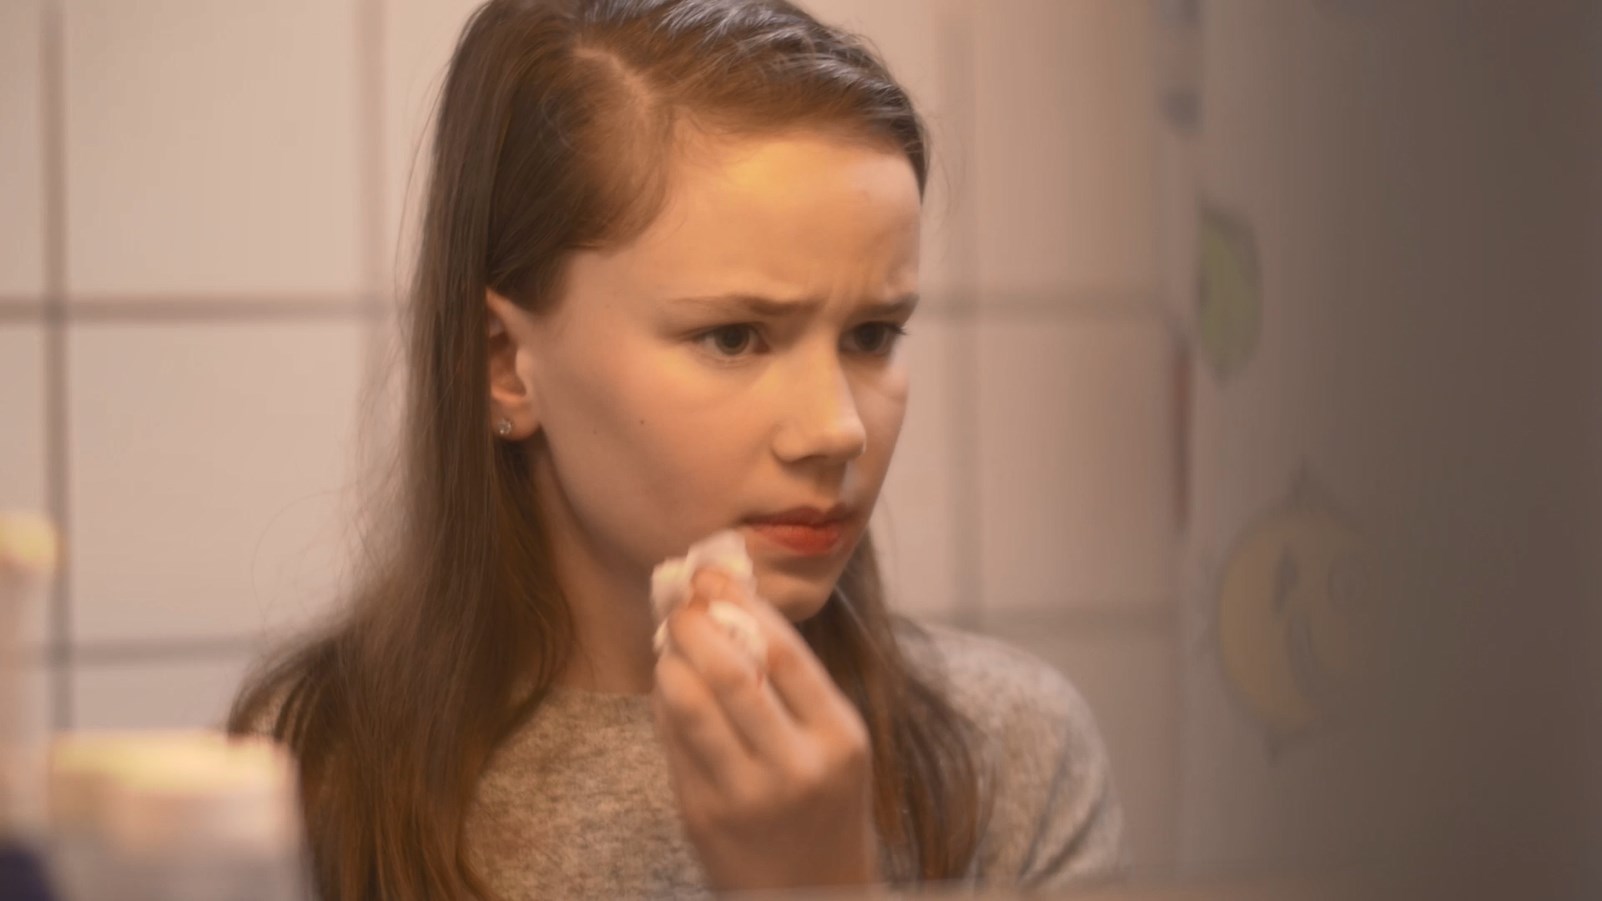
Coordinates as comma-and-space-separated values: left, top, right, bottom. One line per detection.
463, 621, 1126, 899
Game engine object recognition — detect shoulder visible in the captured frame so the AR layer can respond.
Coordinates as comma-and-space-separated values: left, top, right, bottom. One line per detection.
895, 619, 1128, 889
897, 620, 1101, 762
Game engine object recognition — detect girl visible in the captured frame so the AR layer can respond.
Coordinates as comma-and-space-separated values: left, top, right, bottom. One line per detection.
229, 0, 1124, 897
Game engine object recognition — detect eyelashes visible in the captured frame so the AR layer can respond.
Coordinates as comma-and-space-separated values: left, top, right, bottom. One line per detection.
694, 322, 910, 361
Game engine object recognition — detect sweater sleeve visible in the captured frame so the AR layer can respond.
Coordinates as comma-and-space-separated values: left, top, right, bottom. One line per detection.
910, 623, 1128, 889
994, 658, 1126, 888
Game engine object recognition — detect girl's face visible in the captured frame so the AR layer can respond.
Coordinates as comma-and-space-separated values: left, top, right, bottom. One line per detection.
506, 131, 921, 623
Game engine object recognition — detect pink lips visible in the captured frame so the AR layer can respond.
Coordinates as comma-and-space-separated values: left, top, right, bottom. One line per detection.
746, 503, 851, 526
745, 504, 852, 556
746, 521, 845, 556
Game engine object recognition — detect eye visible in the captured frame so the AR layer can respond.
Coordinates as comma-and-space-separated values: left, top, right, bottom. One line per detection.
695, 324, 761, 359
845, 322, 910, 356
692, 321, 910, 363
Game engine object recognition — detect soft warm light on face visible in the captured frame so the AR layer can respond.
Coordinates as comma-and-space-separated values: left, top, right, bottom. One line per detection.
517, 131, 923, 622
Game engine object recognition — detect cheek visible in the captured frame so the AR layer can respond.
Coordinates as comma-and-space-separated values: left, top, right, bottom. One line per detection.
860, 369, 910, 466
615, 374, 769, 517
538, 348, 711, 512
641, 412, 741, 480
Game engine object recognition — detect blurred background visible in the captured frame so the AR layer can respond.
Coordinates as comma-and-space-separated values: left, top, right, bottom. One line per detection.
1, 0, 1599, 895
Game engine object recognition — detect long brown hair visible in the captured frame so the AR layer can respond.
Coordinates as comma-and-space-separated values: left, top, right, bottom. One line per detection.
228, 1, 982, 896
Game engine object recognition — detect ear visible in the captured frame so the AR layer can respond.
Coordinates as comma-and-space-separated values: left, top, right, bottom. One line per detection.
486, 288, 540, 439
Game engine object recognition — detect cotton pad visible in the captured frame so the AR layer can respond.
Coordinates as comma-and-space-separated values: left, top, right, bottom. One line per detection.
650, 529, 768, 669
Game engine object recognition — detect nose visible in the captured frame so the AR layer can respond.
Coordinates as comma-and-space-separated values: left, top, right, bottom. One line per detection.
771, 349, 868, 465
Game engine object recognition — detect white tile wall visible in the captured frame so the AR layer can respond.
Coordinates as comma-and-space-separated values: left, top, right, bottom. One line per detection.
800, 0, 953, 126
67, 322, 365, 644
63, 0, 364, 298
984, 614, 1179, 869
873, 315, 963, 623
977, 313, 1175, 613
972, 0, 1158, 298
0, 326, 53, 652
71, 655, 254, 730
0, 326, 48, 515
381, 0, 482, 302
0, 0, 46, 299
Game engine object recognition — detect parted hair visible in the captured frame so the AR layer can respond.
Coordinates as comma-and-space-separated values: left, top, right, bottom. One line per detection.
227, 1, 983, 897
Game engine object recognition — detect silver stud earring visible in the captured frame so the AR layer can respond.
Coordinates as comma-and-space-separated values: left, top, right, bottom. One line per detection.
495, 418, 513, 437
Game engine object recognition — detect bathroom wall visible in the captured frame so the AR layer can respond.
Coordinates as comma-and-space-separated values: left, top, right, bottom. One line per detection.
0, 0, 1180, 871
1166, 2, 1602, 894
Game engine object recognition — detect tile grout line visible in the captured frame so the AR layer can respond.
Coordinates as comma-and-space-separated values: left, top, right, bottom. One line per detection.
44, 297, 379, 322
19, 634, 266, 668
942, 0, 984, 634
356, 0, 387, 313
355, 0, 398, 444
40, 0, 73, 731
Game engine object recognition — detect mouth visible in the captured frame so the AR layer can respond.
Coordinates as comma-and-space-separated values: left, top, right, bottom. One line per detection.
743, 504, 854, 557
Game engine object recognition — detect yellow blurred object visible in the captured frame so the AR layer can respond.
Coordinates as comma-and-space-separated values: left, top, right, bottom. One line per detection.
0, 512, 59, 837
0, 511, 60, 579
1216, 476, 1383, 744
46, 730, 304, 900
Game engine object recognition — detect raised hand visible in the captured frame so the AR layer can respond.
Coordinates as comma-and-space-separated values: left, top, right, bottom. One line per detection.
651, 568, 880, 892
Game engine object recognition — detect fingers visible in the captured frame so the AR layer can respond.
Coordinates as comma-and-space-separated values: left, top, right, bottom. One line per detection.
690, 567, 734, 602
655, 570, 879, 889
652, 685, 717, 801
665, 601, 801, 760
674, 563, 862, 742
652, 641, 750, 788
719, 587, 860, 733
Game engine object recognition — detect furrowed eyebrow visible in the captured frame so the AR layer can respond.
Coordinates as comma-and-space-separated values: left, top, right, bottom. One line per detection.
665, 292, 920, 318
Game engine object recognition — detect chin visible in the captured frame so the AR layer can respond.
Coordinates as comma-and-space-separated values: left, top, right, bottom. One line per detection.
753, 569, 838, 624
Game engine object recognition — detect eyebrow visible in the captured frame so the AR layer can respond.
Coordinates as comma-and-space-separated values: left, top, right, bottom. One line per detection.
664, 292, 920, 318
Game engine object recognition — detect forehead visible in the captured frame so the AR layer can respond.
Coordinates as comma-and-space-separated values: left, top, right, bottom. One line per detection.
576, 130, 923, 305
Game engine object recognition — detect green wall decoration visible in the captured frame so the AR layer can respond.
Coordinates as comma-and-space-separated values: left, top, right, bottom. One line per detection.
1196, 201, 1262, 380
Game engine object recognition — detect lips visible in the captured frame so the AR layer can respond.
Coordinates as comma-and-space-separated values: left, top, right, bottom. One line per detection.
744, 504, 853, 556
744, 503, 852, 527
745, 521, 845, 556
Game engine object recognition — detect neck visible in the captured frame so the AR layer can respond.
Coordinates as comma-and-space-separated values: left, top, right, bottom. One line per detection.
559, 594, 657, 695
547, 533, 658, 694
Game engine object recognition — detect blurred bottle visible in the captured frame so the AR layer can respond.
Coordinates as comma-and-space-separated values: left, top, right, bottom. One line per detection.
0, 512, 61, 900
47, 731, 309, 901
